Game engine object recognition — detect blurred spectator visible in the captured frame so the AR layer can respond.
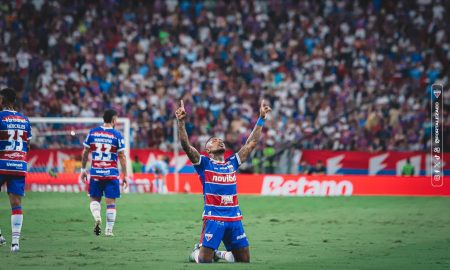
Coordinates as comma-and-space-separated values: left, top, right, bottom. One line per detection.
262, 140, 276, 174
401, 158, 415, 176
298, 160, 311, 175
310, 160, 326, 175
63, 155, 81, 173
131, 155, 143, 173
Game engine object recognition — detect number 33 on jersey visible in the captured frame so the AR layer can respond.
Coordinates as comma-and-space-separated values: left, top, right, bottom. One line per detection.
0, 110, 32, 176
83, 126, 125, 180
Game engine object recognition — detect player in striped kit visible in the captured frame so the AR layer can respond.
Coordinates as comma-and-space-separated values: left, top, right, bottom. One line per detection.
176, 99, 271, 263
0, 88, 32, 252
80, 109, 128, 237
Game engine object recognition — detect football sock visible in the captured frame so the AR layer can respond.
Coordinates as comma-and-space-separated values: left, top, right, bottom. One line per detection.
11, 206, 23, 245
106, 204, 116, 231
215, 251, 235, 262
90, 201, 101, 222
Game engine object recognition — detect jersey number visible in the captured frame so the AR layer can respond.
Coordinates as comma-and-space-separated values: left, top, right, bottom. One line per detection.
94, 143, 112, 161
5, 130, 24, 151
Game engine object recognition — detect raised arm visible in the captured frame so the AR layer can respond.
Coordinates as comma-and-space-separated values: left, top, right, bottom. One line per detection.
175, 100, 201, 164
237, 100, 272, 163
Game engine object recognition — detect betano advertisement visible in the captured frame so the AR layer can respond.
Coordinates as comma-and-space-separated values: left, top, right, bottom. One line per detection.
26, 173, 449, 197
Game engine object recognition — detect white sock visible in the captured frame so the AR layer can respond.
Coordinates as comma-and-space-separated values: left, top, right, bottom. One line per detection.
159, 180, 165, 193
190, 248, 200, 263
11, 212, 23, 245
154, 179, 159, 193
90, 201, 101, 222
215, 251, 235, 262
106, 205, 116, 231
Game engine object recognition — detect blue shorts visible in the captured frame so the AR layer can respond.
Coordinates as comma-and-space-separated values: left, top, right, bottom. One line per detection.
200, 219, 249, 251
0, 175, 25, 196
89, 179, 120, 199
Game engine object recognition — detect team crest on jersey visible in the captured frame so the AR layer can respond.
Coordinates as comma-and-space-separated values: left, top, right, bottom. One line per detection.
205, 233, 213, 241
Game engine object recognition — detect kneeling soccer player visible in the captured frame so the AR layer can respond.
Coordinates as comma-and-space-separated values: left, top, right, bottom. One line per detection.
175, 99, 272, 263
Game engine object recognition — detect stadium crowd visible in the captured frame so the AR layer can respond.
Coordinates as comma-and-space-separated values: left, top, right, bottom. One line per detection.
0, 0, 449, 153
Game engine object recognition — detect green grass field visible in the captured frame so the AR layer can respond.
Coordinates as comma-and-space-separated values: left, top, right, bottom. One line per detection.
0, 193, 449, 269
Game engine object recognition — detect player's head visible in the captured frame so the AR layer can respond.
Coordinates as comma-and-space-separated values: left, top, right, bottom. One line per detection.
205, 137, 226, 156
0, 88, 16, 109
103, 109, 118, 127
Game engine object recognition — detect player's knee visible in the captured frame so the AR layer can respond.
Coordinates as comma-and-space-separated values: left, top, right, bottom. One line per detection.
235, 256, 250, 263
233, 247, 250, 263
9, 194, 21, 207
198, 247, 214, 263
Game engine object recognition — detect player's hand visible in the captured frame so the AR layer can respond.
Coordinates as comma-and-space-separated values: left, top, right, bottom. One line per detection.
122, 176, 130, 190
80, 169, 88, 183
259, 100, 272, 119
175, 100, 187, 120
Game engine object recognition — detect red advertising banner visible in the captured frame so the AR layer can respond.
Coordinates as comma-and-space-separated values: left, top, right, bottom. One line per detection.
25, 173, 449, 197
27, 149, 450, 176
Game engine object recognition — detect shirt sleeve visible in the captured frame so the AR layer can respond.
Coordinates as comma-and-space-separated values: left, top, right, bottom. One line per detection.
226, 153, 241, 171
117, 132, 125, 152
193, 155, 208, 173
26, 121, 33, 140
83, 132, 90, 148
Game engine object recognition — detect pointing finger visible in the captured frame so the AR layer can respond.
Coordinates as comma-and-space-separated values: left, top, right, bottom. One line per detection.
261, 99, 265, 108
180, 100, 184, 109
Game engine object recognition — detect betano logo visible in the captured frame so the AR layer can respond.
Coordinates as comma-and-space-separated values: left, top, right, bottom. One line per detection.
4, 152, 25, 159
92, 132, 115, 139
261, 176, 353, 196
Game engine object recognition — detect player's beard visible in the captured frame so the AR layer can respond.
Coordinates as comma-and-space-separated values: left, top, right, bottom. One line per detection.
210, 148, 225, 155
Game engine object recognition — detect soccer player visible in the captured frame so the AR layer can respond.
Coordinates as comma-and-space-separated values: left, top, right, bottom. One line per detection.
175, 99, 271, 263
80, 109, 128, 237
148, 155, 169, 193
0, 88, 32, 252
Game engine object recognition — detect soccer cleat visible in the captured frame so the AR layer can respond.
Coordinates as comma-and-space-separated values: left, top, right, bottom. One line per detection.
213, 250, 221, 262
11, 244, 19, 252
188, 243, 200, 262
0, 235, 6, 246
93, 220, 101, 236
105, 229, 114, 237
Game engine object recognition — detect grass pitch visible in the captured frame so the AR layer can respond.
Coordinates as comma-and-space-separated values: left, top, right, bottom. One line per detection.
0, 193, 449, 269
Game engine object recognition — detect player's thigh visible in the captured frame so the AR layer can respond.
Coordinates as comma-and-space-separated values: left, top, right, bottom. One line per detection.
104, 179, 120, 199
200, 220, 226, 251
5, 176, 25, 198
224, 221, 250, 262
89, 178, 104, 198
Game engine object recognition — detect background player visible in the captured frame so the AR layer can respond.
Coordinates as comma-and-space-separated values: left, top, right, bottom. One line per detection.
175, 99, 271, 263
80, 109, 128, 237
148, 155, 170, 193
0, 88, 32, 252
